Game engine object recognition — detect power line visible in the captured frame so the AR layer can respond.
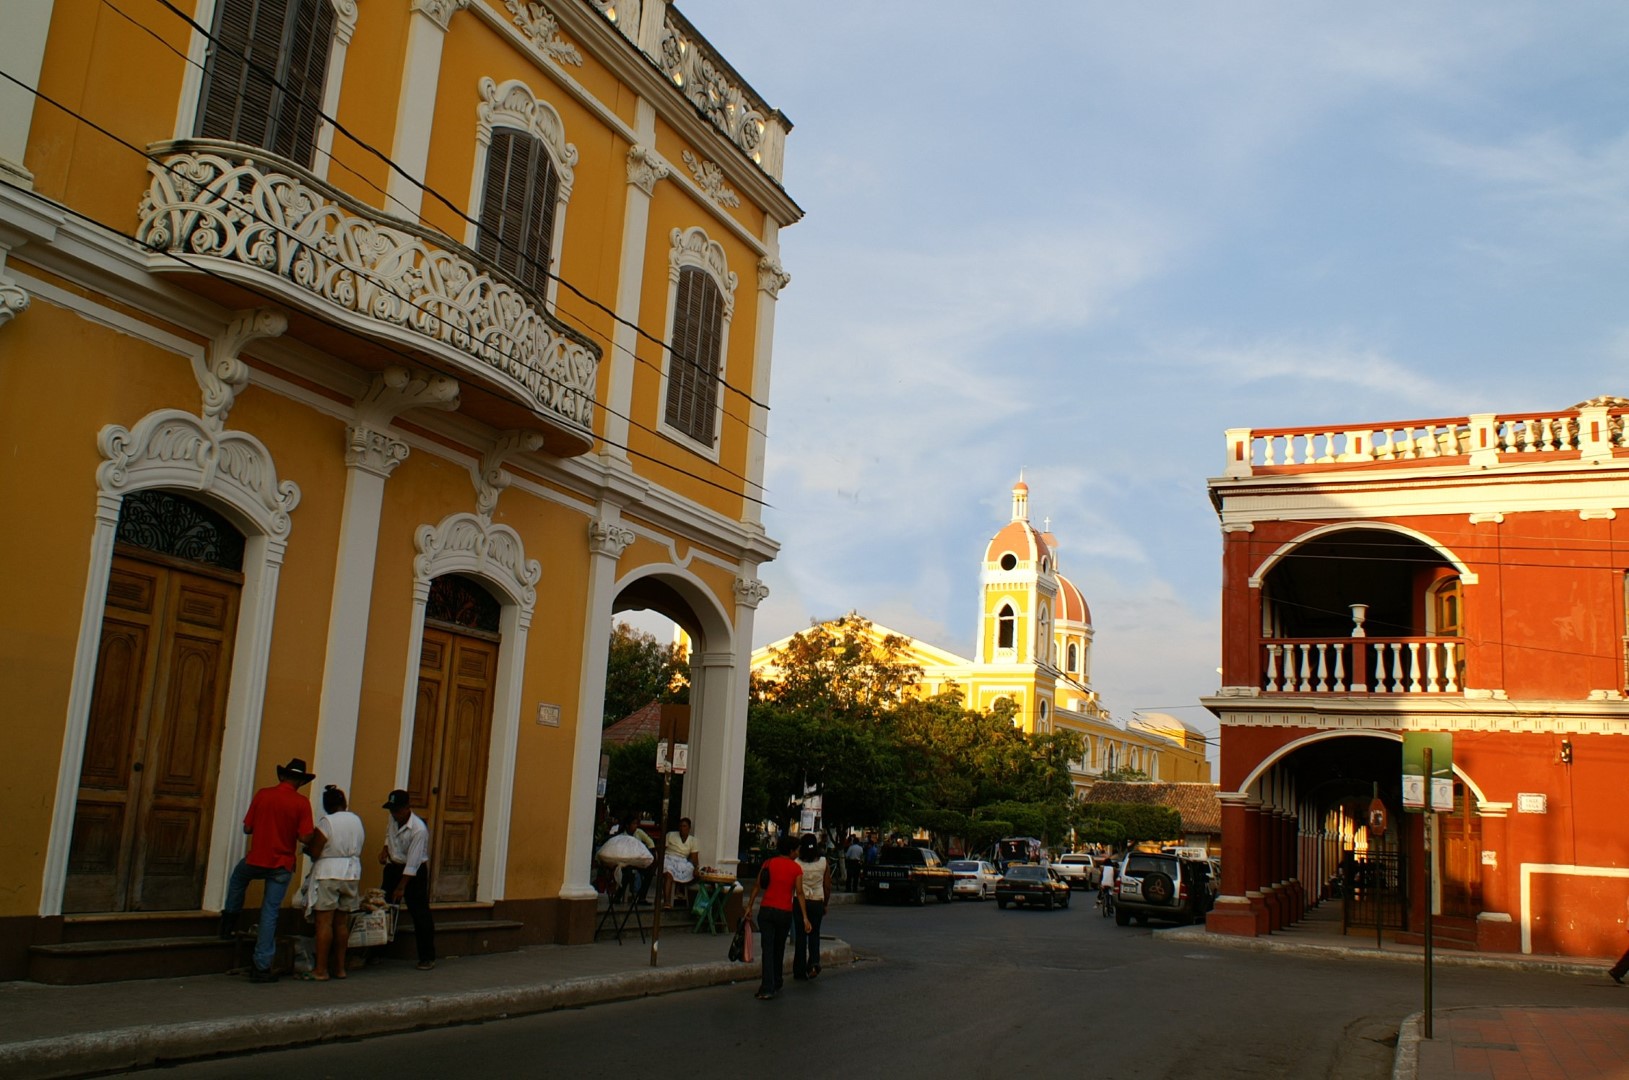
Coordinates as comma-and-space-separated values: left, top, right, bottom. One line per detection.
136, 0, 774, 415
0, 72, 773, 505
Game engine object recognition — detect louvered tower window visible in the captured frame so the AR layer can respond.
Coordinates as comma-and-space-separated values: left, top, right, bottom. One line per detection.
195, 0, 336, 168
663, 266, 725, 446
476, 130, 560, 299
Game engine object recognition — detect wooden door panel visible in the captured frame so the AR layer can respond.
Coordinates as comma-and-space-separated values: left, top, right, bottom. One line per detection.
78, 623, 150, 789
410, 629, 450, 811
410, 627, 496, 904
441, 687, 487, 813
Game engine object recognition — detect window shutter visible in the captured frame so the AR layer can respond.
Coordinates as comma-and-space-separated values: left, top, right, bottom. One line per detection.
476, 131, 558, 300
195, 0, 334, 167
664, 267, 723, 445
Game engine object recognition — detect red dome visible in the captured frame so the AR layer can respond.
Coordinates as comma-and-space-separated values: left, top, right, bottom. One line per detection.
1054, 574, 1091, 625
986, 519, 1050, 566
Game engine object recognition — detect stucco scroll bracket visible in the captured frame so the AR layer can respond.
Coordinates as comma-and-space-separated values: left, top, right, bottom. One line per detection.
199, 308, 287, 431
347, 366, 460, 477
473, 429, 545, 520
0, 276, 29, 328
589, 517, 635, 559
733, 577, 769, 609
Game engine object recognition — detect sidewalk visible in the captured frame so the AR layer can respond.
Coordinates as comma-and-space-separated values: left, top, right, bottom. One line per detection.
1157, 903, 1629, 1079
0, 900, 858, 1080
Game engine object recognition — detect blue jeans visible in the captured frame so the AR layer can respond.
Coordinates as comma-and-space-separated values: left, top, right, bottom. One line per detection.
225, 860, 291, 972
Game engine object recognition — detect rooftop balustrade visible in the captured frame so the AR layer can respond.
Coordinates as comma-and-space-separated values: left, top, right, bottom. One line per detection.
1222, 406, 1628, 478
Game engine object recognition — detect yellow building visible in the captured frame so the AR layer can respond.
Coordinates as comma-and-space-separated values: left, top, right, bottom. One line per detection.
753, 482, 1210, 795
0, 0, 798, 980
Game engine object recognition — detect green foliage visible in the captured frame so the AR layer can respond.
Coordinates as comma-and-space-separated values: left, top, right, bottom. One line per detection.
602, 622, 688, 727
1075, 817, 1128, 846
1077, 801, 1182, 846
1099, 765, 1151, 783
745, 615, 1090, 852
603, 735, 683, 821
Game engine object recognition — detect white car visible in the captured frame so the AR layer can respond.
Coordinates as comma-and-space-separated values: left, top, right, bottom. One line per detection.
948, 859, 1000, 900
1053, 853, 1094, 889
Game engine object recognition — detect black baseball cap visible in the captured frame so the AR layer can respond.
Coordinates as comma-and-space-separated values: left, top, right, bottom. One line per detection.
382, 789, 411, 810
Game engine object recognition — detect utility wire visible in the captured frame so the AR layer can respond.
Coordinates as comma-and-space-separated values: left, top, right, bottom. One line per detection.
101, 0, 773, 445
0, 71, 773, 505
138, 0, 774, 414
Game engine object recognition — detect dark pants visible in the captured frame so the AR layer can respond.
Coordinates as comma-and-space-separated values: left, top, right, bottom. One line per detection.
1612, 947, 1629, 981
383, 862, 435, 964
757, 906, 792, 995
846, 862, 861, 892
793, 899, 825, 977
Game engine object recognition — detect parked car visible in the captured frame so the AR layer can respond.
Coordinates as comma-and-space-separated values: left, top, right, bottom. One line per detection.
948, 859, 1000, 900
1053, 853, 1094, 889
864, 846, 955, 905
1113, 851, 1213, 926
996, 864, 1072, 910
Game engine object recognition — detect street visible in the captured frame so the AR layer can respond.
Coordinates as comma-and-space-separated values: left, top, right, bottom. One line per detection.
142, 895, 1620, 1079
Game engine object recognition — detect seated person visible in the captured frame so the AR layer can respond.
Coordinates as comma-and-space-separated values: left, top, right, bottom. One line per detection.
663, 816, 701, 907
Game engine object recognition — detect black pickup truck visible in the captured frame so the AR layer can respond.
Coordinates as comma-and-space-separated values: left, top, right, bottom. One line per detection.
863, 846, 954, 905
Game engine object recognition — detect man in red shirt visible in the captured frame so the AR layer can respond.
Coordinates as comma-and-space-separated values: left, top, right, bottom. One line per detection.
220, 757, 315, 982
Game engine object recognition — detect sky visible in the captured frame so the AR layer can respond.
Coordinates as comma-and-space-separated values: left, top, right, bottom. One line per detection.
662, 2, 1629, 757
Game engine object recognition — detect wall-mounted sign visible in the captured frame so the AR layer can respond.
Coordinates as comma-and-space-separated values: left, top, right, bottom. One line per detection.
1481, 850, 1498, 866
656, 741, 689, 775
1517, 792, 1548, 814
536, 703, 561, 727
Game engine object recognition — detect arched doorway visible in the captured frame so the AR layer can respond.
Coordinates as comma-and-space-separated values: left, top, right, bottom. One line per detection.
64, 490, 244, 912
409, 574, 501, 903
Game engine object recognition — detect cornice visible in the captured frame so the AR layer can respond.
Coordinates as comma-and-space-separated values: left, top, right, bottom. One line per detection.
1201, 694, 1629, 732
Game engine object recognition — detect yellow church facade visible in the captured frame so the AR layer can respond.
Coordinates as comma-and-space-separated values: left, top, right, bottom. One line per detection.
754, 482, 1210, 796
0, 0, 796, 980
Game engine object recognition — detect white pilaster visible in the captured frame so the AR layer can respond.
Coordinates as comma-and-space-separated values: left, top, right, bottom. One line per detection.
0, 0, 54, 185
687, 575, 765, 870
312, 369, 458, 794
746, 230, 789, 525
560, 512, 635, 898
386, 0, 468, 218
604, 104, 665, 458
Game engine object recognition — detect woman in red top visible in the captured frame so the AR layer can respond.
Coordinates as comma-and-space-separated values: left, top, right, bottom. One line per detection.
745, 833, 806, 1000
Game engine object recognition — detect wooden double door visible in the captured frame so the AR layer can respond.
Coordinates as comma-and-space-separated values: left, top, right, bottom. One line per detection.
65, 553, 240, 912
409, 624, 498, 903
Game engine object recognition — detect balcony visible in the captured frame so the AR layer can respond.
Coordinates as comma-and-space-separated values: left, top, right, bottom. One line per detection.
135, 140, 601, 455
1223, 402, 1629, 479
1263, 637, 1464, 696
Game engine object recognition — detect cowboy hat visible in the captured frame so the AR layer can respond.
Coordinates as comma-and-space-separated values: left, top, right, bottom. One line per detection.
275, 757, 316, 786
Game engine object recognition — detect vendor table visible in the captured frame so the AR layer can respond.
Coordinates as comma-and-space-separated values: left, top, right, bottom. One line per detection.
691, 877, 736, 935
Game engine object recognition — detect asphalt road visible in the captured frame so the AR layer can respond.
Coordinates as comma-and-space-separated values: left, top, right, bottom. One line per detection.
145, 893, 1619, 1079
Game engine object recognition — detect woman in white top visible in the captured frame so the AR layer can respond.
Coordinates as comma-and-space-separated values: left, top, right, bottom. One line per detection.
306, 785, 365, 981
792, 833, 832, 980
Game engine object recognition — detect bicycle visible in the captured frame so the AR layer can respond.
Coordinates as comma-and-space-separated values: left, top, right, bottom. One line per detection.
1096, 885, 1115, 918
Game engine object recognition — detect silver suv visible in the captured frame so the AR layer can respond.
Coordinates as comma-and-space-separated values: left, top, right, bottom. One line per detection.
1113, 852, 1214, 926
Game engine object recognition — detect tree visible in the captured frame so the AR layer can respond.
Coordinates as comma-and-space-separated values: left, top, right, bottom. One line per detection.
756, 615, 922, 721
1099, 765, 1151, 783
1077, 802, 1181, 847
603, 735, 683, 822
603, 622, 687, 727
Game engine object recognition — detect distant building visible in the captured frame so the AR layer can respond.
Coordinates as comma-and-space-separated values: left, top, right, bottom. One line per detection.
1082, 781, 1222, 855
1205, 399, 1629, 959
753, 481, 1211, 791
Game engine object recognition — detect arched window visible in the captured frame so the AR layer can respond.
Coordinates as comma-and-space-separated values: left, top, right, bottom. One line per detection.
1067, 642, 1078, 673
1428, 576, 1462, 636
662, 228, 736, 452
997, 604, 1016, 650
195, 0, 338, 167
476, 130, 560, 298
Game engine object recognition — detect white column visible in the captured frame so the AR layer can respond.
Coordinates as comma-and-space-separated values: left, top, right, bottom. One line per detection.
746, 236, 790, 525
312, 369, 457, 794
605, 111, 666, 457
687, 576, 766, 871
385, 0, 468, 218
560, 513, 635, 898
0, 0, 54, 185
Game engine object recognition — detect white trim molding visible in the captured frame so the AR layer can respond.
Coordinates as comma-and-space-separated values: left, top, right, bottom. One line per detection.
1519, 863, 1629, 954
1247, 520, 1478, 587
42, 408, 300, 916
396, 512, 541, 902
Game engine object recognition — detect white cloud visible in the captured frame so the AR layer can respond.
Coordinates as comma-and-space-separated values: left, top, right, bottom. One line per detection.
1419, 127, 1629, 241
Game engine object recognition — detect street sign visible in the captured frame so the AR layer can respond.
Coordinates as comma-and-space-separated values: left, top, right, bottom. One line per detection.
1367, 797, 1388, 836
1402, 732, 1454, 812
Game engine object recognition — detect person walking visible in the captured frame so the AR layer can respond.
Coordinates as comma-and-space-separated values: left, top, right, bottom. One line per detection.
221, 757, 316, 983
792, 833, 832, 980
306, 785, 364, 981
380, 789, 435, 970
1610, 892, 1629, 985
744, 833, 804, 1000
844, 834, 864, 892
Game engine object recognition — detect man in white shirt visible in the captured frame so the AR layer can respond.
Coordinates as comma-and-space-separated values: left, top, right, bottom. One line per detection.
844, 836, 864, 892
379, 789, 435, 970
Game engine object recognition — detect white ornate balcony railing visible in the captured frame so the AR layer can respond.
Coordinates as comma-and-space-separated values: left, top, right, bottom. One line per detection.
1223, 407, 1629, 478
1262, 637, 1465, 695
136, 141, 600, 450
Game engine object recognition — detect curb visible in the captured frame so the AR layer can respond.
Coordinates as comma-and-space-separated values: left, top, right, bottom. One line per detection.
1155, 923, 1611, 978
0, 941, 854, 1079
1391, 1011, 1422, 1080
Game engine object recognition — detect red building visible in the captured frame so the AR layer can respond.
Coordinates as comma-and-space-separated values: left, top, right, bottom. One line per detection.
1204, 399, 1629, 958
